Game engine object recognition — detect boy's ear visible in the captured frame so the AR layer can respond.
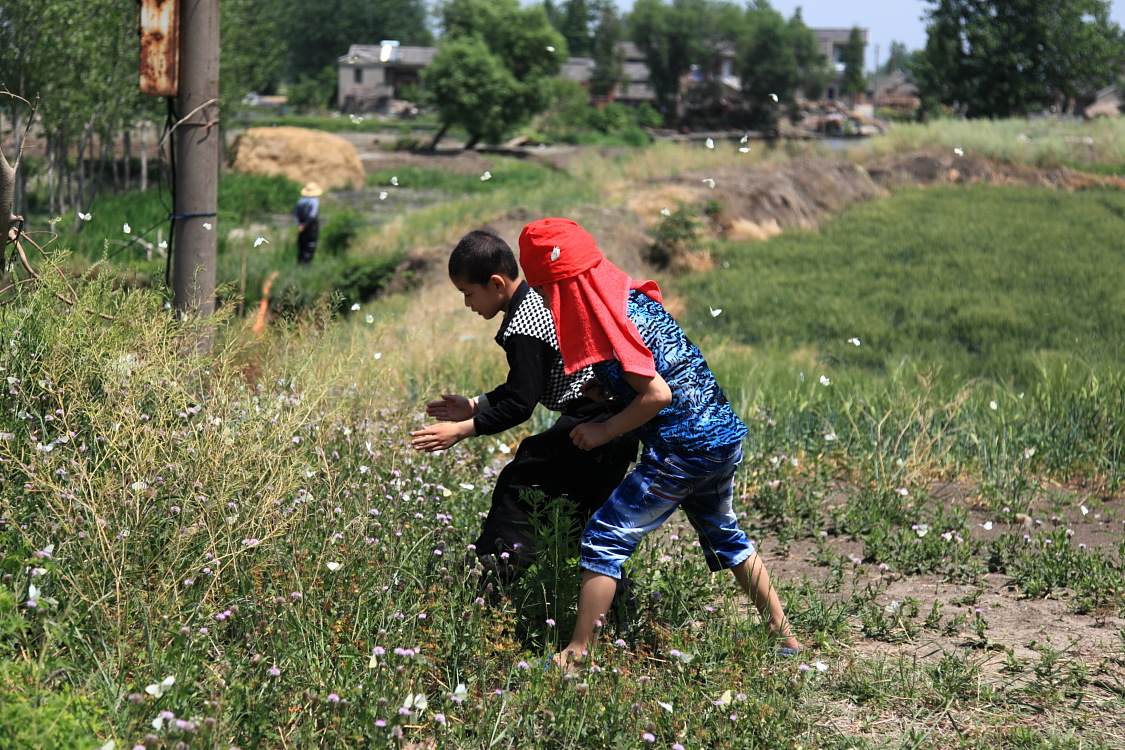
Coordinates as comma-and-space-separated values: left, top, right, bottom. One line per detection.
488, 274, 508, 291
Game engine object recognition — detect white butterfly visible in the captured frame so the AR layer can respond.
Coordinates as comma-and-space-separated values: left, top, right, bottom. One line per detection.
979, 521, 993, 530
379, 191, 388, 200
351, 303, 361, 311
550, 246, 561, 261
390, 176, 399, 186
660, 208, 671, 216
819, 375, 831, 386
452, 683, 469, 702
254, 237, 269, 247
709, 307, 722, 317
404, 692, 428, 711
159, 240, 168, 249
546, 46, 556, 52
954, 147, 964, 156
705, 138, 714, 149
658, 701, 673, 713
847, 337, 861, 346
769, 93, 779, 102
365, 315, 374, 323
326, 561, 342, 571
739, 147, 750, 153
145, 675, 176, 698
740, 133, 749, 144
78, 212, 92, 221
123, 223, 132, 234
203, 222, 213, 231
480, 171, 491, 181
702, 178, 715, 188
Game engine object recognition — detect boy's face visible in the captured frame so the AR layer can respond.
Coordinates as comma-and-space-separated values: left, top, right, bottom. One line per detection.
452, 274, 508, 320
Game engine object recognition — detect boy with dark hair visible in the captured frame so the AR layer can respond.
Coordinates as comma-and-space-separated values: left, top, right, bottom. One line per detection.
410, 229, 638, 583
517, 217, 801, 667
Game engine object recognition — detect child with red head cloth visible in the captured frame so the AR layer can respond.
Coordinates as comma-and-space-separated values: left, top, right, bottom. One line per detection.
519, 217, 801, 667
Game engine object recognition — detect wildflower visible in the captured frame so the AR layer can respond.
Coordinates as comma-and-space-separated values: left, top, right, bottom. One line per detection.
435, 713, 447, 725
546, 618, 556, 627
290, 591, 302, 599
642, 733, 656, 743
517, 661, 531, 669
268, 666, 280, 677
327, 693, 340, 703
375, 720, 386, 727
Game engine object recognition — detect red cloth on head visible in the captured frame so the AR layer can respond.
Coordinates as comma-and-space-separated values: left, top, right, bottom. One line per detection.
518, 217, 661, 377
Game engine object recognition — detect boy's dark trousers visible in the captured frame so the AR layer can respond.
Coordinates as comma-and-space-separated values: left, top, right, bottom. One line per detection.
473, 398, 638, 582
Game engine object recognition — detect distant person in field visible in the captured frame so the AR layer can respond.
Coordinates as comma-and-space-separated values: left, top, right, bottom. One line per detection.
294, 182, 322, 264
410, 229, 638, 585
516, 217, 802, 669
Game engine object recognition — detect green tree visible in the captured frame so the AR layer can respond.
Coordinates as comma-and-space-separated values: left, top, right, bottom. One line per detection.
629, 0, 716, 122
879, 41, 914, 75
280, 0, 432, 82
788, 7, 832, 101
735, 2, 827, 125
841, 26, 867, 104
425, 0, 565, 149
917, 0, 1125, 118
222, 0, 287, 102
561, 0, 595, 56
589, 3, 626, 99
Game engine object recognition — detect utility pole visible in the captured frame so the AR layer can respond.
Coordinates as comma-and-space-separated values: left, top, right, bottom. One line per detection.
172, 0, 219, 316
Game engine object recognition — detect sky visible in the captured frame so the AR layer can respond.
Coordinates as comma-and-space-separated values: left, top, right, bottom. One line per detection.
599, 0, 1125, 71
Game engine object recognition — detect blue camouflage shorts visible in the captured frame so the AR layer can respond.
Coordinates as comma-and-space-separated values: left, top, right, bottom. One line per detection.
579, 441, 755, 579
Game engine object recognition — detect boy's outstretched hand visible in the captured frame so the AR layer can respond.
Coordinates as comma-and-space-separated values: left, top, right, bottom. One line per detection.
425, 394, 476, 421
411, 420, 475, 452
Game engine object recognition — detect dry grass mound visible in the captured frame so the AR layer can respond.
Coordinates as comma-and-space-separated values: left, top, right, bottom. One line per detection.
631, 158, 885, 240
231, 126, 365, 190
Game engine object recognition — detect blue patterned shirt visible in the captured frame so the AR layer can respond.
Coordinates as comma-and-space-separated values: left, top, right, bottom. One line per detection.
592, 291, 747, 453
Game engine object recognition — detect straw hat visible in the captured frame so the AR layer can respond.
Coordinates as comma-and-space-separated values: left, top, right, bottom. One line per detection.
300, 182, 324, 197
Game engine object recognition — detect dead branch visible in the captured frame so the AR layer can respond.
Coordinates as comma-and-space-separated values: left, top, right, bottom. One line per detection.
2, 230, 114, 321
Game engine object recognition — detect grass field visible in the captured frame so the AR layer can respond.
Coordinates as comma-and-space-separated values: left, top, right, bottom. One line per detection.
1, 125, 1124, 749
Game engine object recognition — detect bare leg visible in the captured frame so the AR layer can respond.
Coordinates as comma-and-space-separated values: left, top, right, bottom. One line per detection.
554, 570, 617, 668
732, 553, 801, 651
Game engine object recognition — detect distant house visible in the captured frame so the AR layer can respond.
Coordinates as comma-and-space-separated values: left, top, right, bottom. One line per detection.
337, 40, 655, 113
337, 42, 436, 113
335, 30, 865, 113
812, 28, 869, 101
560, 42, 656, 106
